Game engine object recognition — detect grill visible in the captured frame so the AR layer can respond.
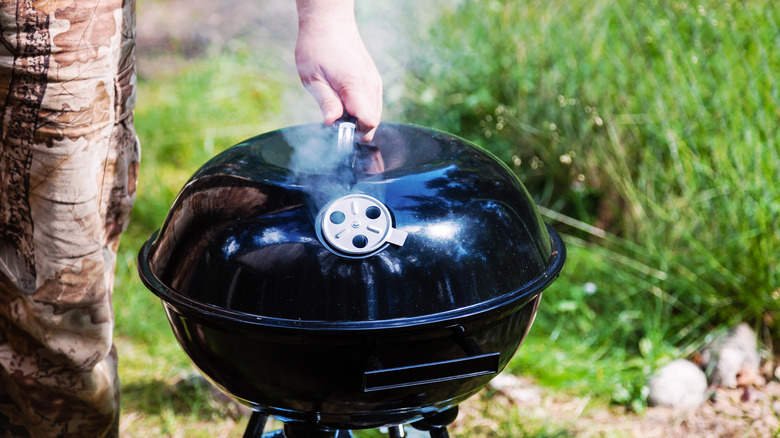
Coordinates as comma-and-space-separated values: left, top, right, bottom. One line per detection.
138, 123, 566, 437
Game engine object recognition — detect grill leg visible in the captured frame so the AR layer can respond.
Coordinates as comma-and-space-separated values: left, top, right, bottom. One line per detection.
244, 411, 269, 438
283, 423, 343, 437
427, 428, 450, 438
388, 425, 404, 438
410, 406, 458, 438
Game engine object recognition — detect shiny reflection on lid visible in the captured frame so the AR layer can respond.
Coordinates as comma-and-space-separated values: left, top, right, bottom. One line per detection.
426, 221, 459, 240
403, 220, 469, 261
223, 236, 240, 257
255, 229, 286, 245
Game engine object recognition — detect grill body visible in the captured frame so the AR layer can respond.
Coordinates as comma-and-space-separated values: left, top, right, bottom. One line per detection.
138, 123, 566, 431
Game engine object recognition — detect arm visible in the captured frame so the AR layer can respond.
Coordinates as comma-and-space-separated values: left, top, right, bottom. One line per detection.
295, 0, 382, 142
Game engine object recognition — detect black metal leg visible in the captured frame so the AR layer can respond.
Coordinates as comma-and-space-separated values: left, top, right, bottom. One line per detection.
387, 425, 404, 438
410, 406, 458, 438
283, 423, 343, 437
244, 411, 269, 438
428, 428, 450, 438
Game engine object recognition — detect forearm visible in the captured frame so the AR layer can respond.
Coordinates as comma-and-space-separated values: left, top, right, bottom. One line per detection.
296, 0, 355, 22
296, 0, 361, 50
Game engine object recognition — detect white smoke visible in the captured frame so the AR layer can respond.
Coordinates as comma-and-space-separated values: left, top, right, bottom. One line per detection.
283, 124, 351, 176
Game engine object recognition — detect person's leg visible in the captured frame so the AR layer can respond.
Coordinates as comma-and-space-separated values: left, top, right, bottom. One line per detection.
0, 0, 138, 436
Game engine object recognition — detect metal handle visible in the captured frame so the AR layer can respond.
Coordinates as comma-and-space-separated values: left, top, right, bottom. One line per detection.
362, 353, 500, 392
335, 112, 358, 155
336, 121, 356, 156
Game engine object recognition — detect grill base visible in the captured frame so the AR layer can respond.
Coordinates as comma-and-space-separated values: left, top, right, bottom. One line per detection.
246, 408, 457, 438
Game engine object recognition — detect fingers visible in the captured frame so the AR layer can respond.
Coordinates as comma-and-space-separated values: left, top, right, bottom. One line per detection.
303, 76, 383, 143
302, 79, 345, 126
340, 77, 382, 143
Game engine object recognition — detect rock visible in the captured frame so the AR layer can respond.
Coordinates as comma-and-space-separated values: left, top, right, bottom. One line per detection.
647, 359, 708, 409
699, 323, 760, 388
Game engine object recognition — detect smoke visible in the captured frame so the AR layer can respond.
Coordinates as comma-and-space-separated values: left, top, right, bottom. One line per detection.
282, 124, 354, 211
249, 1, 442, 214
282, 122, 388, 216
276, 2, 429, 213
137, 0, 432, 216
354, 1, 429, 121
284, 124, 350, 176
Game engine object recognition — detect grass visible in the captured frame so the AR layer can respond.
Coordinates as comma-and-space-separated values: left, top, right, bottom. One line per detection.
114, 52, 292, 436
114, 0, 778, 436
401, 0, 779, 360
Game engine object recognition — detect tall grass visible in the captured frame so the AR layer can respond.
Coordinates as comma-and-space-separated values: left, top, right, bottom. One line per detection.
400, 0, 780, 354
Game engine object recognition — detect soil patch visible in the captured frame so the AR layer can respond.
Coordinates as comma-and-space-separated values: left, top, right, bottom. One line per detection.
460, 373, 780, 437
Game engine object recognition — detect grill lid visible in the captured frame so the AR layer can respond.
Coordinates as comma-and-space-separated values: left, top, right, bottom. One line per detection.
143, 123, 564, 324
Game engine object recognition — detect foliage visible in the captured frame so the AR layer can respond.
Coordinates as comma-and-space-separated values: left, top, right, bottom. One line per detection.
400, 0, 780, 360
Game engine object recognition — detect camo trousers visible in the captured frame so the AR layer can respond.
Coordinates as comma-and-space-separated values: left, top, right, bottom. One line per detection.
0, 0, 137, 437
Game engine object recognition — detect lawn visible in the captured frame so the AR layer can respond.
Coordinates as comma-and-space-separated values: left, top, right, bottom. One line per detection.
114, 0, 779, 436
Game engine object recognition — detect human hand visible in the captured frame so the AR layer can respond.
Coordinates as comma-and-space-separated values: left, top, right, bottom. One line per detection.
295, 0, 382, 142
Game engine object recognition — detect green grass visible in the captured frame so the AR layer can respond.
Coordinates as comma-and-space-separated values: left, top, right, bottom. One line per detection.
114, 52, 291, 436
114, 0, 778, 435
400, 0, 779, 376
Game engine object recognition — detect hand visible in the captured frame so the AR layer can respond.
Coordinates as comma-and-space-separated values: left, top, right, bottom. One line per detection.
295, 0, 382, 142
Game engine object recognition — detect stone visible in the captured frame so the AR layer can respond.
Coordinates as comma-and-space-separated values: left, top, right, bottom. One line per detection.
699, 323, 761, 388
647, 359, 708, 409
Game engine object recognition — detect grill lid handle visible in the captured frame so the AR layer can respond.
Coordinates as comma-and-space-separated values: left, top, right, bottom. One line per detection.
336, 120, 356, 156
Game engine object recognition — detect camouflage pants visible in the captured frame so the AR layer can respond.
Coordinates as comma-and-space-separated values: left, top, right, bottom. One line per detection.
0, 0, 138, 437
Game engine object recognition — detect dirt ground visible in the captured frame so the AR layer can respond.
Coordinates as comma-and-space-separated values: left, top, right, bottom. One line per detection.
467, 373, 780, 437
134, 2, 780, 436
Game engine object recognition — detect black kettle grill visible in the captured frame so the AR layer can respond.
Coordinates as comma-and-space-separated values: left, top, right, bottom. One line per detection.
138, 123, 566, 437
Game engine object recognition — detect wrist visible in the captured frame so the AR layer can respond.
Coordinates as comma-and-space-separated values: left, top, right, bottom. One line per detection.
296, 0, 356, 26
